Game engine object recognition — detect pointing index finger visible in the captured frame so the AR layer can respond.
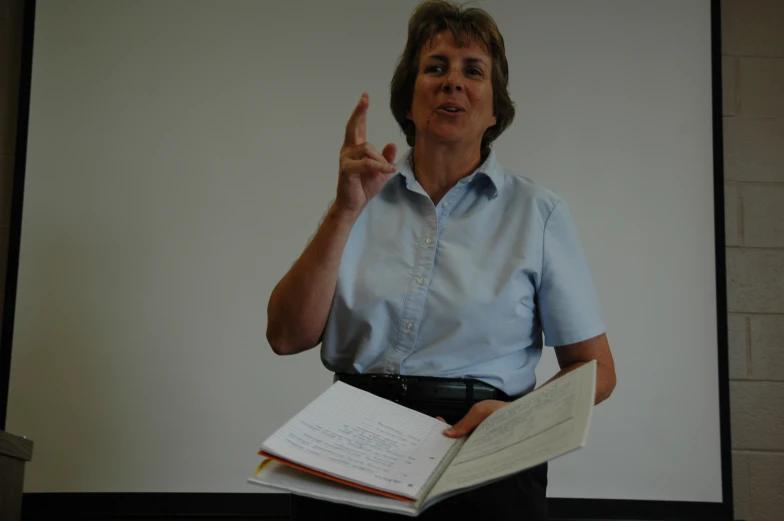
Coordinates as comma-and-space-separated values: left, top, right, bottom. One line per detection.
344, 92, 368, 146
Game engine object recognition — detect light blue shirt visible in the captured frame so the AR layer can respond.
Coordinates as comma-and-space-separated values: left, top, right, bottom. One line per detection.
320, 147, 605, 397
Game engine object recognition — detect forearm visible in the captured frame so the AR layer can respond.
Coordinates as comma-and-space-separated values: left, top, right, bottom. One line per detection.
266, 204, 359, 355
542, 360, 616, 405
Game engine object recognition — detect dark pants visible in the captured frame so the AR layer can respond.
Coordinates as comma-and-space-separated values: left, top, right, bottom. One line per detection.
289, 395, 549, 520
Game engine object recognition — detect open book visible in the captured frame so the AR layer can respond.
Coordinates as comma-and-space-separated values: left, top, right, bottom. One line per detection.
248, 360, 596, 517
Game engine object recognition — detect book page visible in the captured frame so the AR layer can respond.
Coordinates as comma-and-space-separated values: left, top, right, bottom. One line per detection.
249, 459, 420, 517
425, 361, 596, 501
261, 381, 459, 500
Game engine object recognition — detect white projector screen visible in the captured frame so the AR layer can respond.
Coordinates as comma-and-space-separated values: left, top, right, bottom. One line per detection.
6, 0, 729, 514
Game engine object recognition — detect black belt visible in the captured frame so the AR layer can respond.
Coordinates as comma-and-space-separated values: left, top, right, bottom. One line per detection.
333, 373, 510, 404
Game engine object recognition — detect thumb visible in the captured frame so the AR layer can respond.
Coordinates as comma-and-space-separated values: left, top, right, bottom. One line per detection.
442, 400, 507, 438
443, 409, 482, 438
382, 143, 397, 167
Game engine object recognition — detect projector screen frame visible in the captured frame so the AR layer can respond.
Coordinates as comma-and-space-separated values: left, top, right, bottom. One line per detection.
1, 1, 734, 519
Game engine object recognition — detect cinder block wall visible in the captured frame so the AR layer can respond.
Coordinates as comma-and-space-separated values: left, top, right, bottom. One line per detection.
723, 1, 784, 520
0, 1, 781, 519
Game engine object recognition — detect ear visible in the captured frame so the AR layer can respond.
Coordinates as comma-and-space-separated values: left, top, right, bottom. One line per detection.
406, 109, 412, 120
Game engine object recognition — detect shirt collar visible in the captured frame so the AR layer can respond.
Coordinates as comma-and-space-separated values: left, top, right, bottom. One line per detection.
396, 147, 503, 199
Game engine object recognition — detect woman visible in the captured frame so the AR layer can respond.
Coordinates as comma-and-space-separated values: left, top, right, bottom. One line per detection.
266, 1, 616, 519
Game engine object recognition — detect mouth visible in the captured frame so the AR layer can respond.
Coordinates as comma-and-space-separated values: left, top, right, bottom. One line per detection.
437, 103, 465, 114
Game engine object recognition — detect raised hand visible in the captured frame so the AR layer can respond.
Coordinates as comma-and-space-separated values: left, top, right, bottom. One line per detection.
335, 93, 398, 216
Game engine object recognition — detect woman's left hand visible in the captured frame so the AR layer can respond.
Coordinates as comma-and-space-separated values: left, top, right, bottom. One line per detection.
438, 400, 509, 438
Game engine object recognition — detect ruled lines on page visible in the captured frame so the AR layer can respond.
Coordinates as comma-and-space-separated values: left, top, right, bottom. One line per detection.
261, 381, 459, 499
424, 361, 596, 500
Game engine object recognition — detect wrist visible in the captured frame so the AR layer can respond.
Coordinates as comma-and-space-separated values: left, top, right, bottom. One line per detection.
329, 201, 362, 225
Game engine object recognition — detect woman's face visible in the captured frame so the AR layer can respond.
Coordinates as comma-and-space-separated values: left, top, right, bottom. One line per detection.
407, 30, 497, 150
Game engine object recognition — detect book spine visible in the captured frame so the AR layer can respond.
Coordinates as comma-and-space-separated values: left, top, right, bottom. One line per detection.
415, 437, 467, 503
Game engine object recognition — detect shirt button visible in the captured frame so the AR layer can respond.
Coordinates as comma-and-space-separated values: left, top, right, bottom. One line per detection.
406, 322, 414, 330
416, 278, 424, 285
442, 202, 449, 208
425, 237, 432, 244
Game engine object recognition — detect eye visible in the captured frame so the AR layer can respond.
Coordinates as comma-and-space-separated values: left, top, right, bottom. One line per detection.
467, 67, 483, 76
424, 64, 443, 73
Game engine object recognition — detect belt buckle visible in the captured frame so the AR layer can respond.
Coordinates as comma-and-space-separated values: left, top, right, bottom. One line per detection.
372, 374, 406, 401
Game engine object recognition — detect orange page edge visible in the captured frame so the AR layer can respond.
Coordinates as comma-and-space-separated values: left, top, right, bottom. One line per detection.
257, 450, 414, 503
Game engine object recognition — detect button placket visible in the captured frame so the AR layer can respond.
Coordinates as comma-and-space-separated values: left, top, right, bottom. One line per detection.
393, 206, 438, 363
436, 180, 468, 235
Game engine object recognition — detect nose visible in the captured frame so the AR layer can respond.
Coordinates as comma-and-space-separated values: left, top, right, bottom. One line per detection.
442, 68, 463, 92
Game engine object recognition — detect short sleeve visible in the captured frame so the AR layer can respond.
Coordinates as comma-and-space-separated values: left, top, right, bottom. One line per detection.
537, 201, 606, 347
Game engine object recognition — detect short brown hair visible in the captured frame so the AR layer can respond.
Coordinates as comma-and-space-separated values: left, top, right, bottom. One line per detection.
390, 0, 515, 149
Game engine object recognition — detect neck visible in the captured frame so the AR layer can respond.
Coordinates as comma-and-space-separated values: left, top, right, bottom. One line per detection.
412, 140, 485, 205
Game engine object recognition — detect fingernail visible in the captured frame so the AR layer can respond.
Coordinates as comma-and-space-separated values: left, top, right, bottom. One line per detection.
444, 427, 456, 435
